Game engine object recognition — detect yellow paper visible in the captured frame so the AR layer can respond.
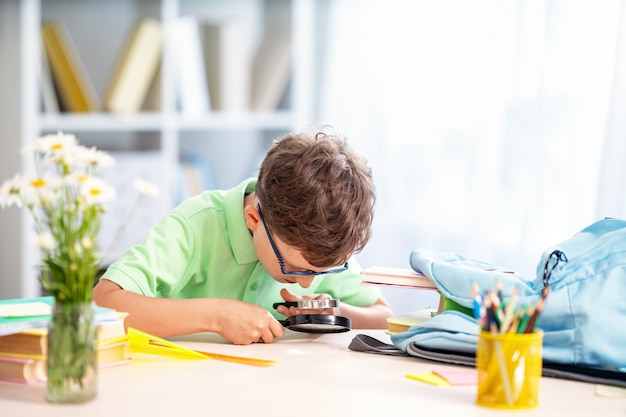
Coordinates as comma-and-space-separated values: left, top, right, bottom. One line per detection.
596, 384, 626, 398
126, 327, 277, 366
406, 372, 451, 387
127, 328, 208, 359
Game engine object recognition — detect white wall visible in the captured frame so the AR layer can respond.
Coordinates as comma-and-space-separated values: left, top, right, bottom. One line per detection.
0, 0, 26, 299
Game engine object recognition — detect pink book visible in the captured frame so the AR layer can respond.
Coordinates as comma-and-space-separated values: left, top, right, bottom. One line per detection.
0, 354, 46, 384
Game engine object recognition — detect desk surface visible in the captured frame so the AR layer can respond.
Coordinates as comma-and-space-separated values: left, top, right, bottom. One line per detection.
0, 329, 624, 416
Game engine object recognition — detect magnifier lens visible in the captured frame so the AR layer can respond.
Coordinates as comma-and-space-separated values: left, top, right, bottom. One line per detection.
274, 300, 351, 334
280, 314, 351, 334
289, 323, 347, 332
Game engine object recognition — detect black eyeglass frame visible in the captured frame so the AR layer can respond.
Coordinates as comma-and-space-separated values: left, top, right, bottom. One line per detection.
257, 204, 349, 276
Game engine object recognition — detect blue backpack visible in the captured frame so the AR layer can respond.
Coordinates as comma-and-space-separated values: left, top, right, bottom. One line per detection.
390, 218, 626, 375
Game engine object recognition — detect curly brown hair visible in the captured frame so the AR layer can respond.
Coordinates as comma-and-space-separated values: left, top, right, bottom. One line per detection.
255, 127, 375, 268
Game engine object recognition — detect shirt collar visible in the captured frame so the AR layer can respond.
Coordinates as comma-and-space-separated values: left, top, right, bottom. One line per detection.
223, 178, 258, 265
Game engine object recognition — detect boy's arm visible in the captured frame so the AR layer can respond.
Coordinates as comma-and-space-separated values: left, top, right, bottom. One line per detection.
336, 296, 392, 329
93, 279, 285, 345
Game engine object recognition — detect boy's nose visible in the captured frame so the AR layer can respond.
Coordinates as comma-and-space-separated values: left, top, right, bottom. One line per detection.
296, 275, 316, 288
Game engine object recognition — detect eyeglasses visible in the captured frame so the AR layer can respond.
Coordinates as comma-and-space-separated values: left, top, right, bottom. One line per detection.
257, 204, 349, 276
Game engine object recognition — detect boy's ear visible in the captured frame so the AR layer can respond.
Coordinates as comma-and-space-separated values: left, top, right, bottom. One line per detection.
244, 204, 261, 231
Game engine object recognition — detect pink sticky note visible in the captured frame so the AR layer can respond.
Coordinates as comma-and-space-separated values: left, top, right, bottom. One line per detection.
432, 369, 478, 386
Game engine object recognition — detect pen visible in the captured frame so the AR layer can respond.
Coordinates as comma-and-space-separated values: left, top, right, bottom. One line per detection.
484, 294, 499, 333
496, 280, 503, 301
471, 282, 483, 320
523, 286, 550, 333
500, 287, 518, 333
517, 306, 534, 334
473, 283, 550, 335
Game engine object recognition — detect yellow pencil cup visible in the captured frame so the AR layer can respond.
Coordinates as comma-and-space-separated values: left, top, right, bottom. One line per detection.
476, 330, 543, 410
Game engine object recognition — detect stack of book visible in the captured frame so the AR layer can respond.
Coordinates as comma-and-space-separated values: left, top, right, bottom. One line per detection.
361, 266, 443, 334
361, 266, 438, 290
0, 297, 130, 384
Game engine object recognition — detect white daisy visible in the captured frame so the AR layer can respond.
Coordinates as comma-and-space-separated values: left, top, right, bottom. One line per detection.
76, 146, 115, 168
134, 178, 160, 196
34, 231, 57, 251
0, 173, 24, 208
80, 177, 116, 205
35, 131, 78, 154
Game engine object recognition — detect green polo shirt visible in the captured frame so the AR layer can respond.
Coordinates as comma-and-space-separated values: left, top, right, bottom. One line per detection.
101, 178, 380, 319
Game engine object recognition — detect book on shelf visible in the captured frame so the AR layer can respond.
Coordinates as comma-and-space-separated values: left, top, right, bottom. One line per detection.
104, 18, 163, 113
251, 29, 291, 111
361, 266, 438, 290
41, 20, 100, 113
171, 16, 210, 114
386, 308, 436, 334
203, 18, 250, 112
143, 64, 162, 111
40, 43, 60, 114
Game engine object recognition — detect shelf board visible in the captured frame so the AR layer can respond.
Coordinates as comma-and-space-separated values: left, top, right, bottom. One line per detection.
177, 110, 294, 130
39, 113, 164, 132
39, 111, 295, 133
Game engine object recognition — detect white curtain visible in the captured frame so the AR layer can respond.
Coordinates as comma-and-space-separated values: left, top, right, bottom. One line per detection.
318, 0, 626, 310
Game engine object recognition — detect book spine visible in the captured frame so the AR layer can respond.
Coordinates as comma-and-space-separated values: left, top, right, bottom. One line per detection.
203, 19, 250, 112
105, 18, 163, 113
41, 21, 99, 112
171, 16, 210, 114
251, 30, 292, 111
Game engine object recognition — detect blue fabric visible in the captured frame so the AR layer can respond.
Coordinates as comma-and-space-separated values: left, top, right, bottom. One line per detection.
391, 218, 626, 371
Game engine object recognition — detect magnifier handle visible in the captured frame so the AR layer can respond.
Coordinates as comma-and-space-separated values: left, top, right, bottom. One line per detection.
274, 302, 299, 309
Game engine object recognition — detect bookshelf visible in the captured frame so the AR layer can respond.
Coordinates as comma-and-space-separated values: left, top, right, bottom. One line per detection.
0, 0, 317, 298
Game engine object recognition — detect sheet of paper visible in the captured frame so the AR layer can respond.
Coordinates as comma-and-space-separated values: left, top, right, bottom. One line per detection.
406, 372, 450, 387
433, 369, 477, 385
596, 384, 626, 398
0, 302, 51, 317
406, 369, 478, 387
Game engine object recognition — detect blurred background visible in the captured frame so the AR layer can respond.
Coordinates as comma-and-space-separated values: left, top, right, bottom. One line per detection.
1, 0, 626, 315
319, 0, 626, 312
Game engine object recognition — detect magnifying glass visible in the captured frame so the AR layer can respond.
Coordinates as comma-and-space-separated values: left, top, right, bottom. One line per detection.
273, 299, 352, 334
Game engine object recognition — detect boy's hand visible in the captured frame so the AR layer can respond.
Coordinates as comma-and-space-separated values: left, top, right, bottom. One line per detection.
216, 300, 285, 345
276, 288, 339, 317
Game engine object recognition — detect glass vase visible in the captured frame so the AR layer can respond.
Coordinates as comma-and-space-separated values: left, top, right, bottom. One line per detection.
46, 301, 98, 403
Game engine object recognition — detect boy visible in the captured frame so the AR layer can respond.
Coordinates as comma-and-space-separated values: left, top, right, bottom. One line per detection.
93, 128, 392, 345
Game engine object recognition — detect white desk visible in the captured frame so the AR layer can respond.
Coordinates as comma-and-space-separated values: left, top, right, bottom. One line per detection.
0, 329, 623, 416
